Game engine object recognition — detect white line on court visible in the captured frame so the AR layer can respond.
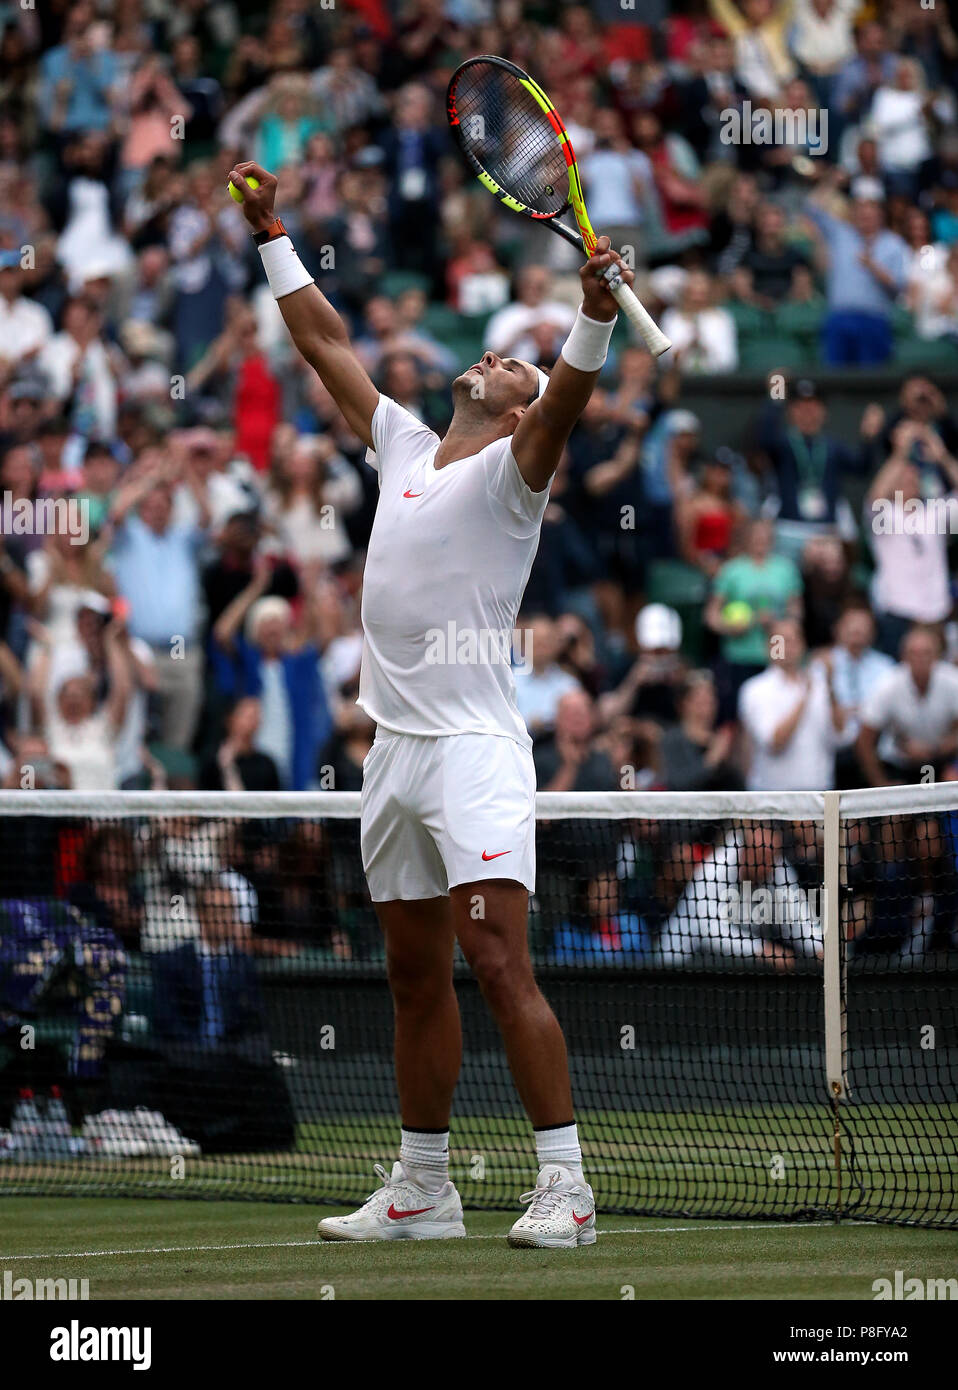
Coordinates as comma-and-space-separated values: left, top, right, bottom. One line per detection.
0, 1221, 837, 1261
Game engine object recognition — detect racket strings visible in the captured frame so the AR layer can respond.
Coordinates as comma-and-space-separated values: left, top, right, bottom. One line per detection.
453, 65, 569, 215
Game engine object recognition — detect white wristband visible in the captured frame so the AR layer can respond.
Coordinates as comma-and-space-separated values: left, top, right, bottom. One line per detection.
258, 236, 314, 300
560, 306, 616, 373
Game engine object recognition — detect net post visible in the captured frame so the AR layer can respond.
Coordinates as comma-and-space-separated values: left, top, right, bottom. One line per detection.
823, 790, 848, 1220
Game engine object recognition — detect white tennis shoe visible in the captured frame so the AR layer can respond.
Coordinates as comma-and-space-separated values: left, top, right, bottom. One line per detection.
507, 1165, 597, 1248
317, 1161, 467, 1241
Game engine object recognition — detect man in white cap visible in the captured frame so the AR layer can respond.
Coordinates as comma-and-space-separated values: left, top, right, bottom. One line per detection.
230, 159, 636, 1249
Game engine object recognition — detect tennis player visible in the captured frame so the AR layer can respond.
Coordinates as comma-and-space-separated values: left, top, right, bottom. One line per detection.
230, 161, 631, 1248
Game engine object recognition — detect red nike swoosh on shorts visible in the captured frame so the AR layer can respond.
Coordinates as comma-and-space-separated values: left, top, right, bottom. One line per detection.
387, 1203, 435, 1220
402, 489, 424, 498
572, 1210, 593, 1225
481, 850, 512, 861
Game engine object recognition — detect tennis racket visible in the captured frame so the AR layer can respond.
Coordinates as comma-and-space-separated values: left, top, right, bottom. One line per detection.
446, 55, 671, 357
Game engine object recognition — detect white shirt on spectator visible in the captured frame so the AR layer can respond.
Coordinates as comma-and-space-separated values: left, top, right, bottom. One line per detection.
484, 300, 576, 364
868, 499, 953, 622
905, 243, 957, 340
860, 661, 958, 766
38, 332, 117, 440
515, 666, 579, 736
47, 636, 154, 786
870, 87, 931, 172
0, 294, 53, 364
790, 0, 861, 73
660, 307, 738, 373
657, 833, 822, 963
739, 662, 843, 791
46, 707, 117, 791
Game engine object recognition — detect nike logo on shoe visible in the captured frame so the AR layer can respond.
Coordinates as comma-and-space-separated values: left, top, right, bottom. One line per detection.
481, 850, 512, 861
402, 489, 424, 498
387, 1203, 436, 1220
572, 1211, 594, 1225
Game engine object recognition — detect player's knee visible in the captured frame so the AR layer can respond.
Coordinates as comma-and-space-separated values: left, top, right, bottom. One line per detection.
387, 953, 451, 1014
467, 945, 535, 1014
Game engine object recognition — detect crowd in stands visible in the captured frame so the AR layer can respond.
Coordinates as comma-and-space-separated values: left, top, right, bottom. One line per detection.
0, 1, 957, 976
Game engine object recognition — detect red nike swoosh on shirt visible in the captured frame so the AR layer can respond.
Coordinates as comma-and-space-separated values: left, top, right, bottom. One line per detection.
572, 1210, 593, 1225
387, 1203, 435, 1220
402, 489, 424, 498
481, 850, 512, 861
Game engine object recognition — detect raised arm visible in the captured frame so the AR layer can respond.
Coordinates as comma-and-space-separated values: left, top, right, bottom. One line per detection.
227, 162, 379, 448
511, 238, 630, 493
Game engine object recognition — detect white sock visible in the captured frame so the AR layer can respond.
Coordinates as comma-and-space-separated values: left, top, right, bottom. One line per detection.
535, 1122, 585, 1185
400, 1128, 449, 1192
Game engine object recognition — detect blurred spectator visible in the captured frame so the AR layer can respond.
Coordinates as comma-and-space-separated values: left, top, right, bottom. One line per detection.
857, 623, 958, 786
756, 379, 863, 562
212, 565, 332, 790
865, 420, 958, 655
659, 671, 740, 792
827, 602, 894, 785
907, 242, 958, 346
485, 267, 576, 365
107, 455, 210, 750
37, 5, 119, 137
552, 869, 650, 964
801, 534, 856, 650
37, 297, 117, 442
168, 162, 244, 367
45, 590, 156, 788
601, 604, 687, 728
804, 184, 908, 365
734, 203, 811, 308
261, 430, 358, 567
869, 58, 937, 199
790, 0, 861, 86
200, 696, 280, 792
707, 0, 796, 99
533, 687, 618, 792
834, 20, 896, 129
706, 517, 803, 718
29, 615, 134, 791
380, 82, 444, 275
661, 271, 738, 374
657, 825, 823, 967
579, 108, 656, 256
67, 825, 143, 950
641, 408, 703, 563
25, 532, 113, 647
674, 450, 744, 578
515, 614, 580, 739
739, 616, 848, 790
0, 251, 53, 366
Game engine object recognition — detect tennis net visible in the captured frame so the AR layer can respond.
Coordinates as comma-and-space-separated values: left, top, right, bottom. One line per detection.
0, 787, 955, 1228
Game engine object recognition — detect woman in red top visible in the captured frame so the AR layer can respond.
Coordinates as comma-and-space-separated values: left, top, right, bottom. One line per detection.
675, 451, 745, 578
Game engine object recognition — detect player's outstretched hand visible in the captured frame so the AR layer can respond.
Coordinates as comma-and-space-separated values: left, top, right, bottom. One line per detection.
580, 236, 634, 323
227, 161, 279, 233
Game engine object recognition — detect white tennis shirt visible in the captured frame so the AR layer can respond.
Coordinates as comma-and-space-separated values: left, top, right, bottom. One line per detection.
358, 395, 550, 749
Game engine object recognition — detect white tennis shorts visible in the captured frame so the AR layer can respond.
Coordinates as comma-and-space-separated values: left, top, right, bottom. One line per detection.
360, 730, 537, 902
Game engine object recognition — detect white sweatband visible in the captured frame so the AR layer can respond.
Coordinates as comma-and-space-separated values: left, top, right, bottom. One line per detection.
534, 367, 550, 399
258, 236, 314, 300
560, 306, 616, 373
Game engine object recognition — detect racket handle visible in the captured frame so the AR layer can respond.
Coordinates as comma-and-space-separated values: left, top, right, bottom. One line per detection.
607, 279, 671, 357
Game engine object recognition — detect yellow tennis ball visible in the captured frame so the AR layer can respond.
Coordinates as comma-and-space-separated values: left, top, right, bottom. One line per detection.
722, 601, 753, 628
228, 174, 260, 203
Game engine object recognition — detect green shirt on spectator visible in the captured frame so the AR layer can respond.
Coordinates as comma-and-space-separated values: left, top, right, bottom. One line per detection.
713, 554, 802, 666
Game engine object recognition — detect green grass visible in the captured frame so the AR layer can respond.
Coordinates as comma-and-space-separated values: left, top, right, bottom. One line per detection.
5, 1105, 956, 1224
1, 1198, 956, 1300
